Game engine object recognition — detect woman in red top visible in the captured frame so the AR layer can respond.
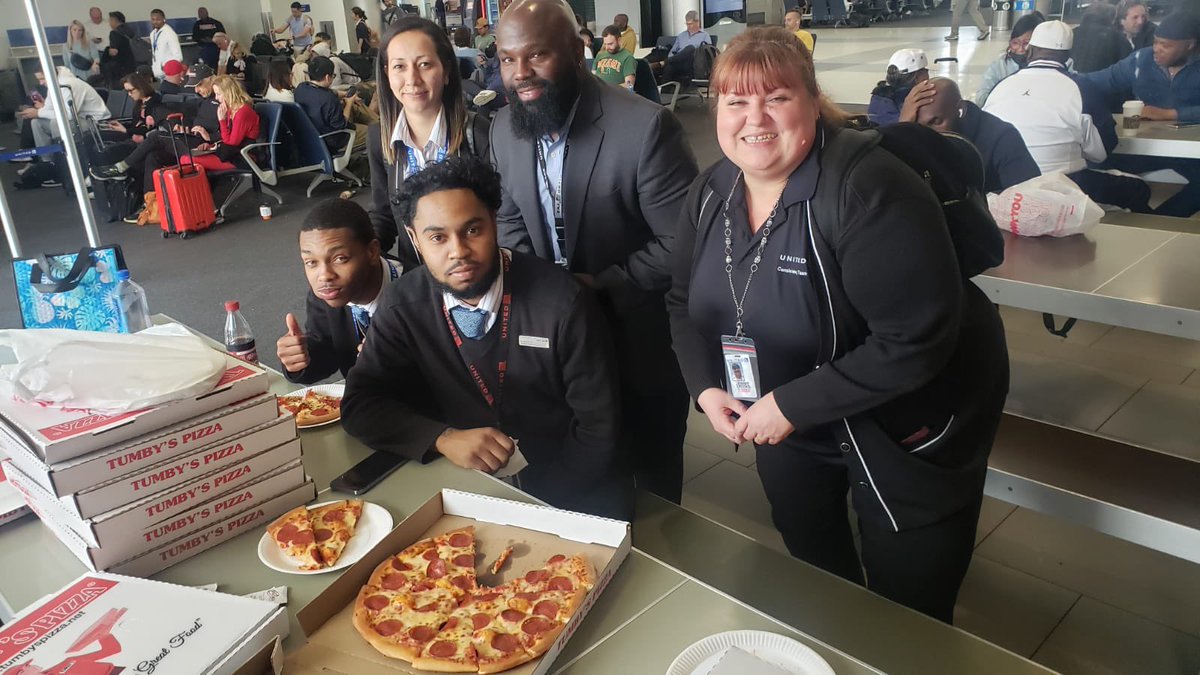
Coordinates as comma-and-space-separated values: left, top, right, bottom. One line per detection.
184, 75, 260, 173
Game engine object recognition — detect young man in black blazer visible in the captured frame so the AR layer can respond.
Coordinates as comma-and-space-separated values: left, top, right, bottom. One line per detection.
277, 198, 400, 384
342, 156, 632, 519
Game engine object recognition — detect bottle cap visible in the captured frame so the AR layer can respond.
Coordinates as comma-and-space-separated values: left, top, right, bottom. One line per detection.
224, 300, 240, 312
116, 269, 130, 281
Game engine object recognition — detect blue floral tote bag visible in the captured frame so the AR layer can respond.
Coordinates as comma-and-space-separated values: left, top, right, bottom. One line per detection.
12, 246, 129, 332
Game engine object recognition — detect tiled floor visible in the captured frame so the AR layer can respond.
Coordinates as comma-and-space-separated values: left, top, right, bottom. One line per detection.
667, 24, 1200, 674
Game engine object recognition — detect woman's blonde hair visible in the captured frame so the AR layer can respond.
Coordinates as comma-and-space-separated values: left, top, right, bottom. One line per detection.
212, 75, 252, 112
66, 20, 90, 51
710, 26, 848, 129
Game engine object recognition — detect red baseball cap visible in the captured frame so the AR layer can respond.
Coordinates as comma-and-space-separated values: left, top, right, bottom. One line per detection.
162, 59, 185, 77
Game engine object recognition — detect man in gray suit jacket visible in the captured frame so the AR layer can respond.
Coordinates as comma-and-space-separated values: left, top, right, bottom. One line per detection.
490, 0, 699, 503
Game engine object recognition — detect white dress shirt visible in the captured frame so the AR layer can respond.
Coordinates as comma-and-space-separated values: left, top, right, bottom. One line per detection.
391, 107, 449, 179
441, 250, 508, 334
983, 61, 1106, 175
150, 23, 183, 79
348, 257, 401, 319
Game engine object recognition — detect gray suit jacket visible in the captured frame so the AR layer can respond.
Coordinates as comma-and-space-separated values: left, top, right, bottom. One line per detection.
489, 74, 698, 299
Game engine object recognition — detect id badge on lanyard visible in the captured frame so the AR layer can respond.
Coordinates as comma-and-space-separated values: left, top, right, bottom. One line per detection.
721, 335, 762, 401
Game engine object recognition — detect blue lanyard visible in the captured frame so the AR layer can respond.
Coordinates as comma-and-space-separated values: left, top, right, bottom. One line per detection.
151, 29, 159, 52
404, 143, 447, 178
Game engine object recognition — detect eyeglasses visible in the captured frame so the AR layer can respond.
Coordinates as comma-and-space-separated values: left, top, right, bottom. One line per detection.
123, 87, 135, 93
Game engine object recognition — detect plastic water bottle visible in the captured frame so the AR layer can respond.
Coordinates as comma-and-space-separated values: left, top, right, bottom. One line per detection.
223, 300, 258, 364
115, 270, 151, 333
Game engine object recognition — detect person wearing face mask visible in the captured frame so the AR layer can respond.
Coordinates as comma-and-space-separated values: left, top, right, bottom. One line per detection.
367, 17, 491, 269
900, 77, 1040, 193
975, 12, 1044, 106
667, 27, 1008, 623
867, 48, 928, 125
490, 0, 699, 505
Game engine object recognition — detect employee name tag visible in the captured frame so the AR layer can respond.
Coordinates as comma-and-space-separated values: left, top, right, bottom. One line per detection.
518, 335, 550, 349
721, 335, 762, 401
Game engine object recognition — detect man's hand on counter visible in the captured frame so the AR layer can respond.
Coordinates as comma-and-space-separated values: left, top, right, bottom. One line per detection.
435, 427, 515, 473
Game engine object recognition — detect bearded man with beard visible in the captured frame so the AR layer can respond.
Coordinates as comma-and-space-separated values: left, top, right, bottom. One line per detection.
489, 0, 698, 506
342, 156, 633, 519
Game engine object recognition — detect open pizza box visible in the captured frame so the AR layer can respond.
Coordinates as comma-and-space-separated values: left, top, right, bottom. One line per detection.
284, 489, 632, 675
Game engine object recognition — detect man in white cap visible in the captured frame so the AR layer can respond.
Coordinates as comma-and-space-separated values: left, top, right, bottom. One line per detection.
984, 20, 1152, 212
868, 48, 928, 125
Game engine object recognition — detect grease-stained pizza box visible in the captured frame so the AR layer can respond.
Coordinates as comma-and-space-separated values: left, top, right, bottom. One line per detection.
3, 393, 280, 498
0, 572, 288, 675
0, 459, 30, 527
0, 355, 270, 465
6, 451, 304, 552
285, 489, 631, 675
30, 476, 315, 574
58, 412, 296, 520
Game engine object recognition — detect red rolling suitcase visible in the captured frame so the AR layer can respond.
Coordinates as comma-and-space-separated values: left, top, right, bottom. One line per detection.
154, 115, 216, 239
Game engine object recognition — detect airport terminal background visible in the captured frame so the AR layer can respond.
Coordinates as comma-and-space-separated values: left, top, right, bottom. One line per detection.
0, 0, 1199, 672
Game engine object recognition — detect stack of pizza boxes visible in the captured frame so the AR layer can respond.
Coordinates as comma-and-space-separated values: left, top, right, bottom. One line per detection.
0, 350, 316, 577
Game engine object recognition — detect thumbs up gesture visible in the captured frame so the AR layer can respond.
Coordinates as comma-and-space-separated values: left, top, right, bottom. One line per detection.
276, 312, 310, 374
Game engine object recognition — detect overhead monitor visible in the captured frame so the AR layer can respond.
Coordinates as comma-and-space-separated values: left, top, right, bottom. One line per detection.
704, 0, 745, 26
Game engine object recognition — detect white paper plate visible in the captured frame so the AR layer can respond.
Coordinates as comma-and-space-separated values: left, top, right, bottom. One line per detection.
281, 383, 344, 429
257, 500, 393, 575
667, 630, 835, 675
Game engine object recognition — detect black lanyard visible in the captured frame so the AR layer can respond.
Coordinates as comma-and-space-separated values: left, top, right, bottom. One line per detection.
535, 138, 567, 219
441, 254, 512, 409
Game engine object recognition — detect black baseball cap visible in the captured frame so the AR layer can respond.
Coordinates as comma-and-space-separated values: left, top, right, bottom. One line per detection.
185, 63, 214, 88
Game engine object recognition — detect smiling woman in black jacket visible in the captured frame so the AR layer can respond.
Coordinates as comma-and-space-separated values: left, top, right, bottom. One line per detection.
666, 27, 1009, 623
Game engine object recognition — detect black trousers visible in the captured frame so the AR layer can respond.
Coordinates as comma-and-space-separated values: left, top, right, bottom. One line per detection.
1068, 168, 1151, 213
755, 438, 982, 623
124, 129, 202, 192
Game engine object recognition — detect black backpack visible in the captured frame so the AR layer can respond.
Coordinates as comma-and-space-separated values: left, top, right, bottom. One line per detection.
693, 42, 718, 81
814, 124, 1004, 279
250, 33, 278, 57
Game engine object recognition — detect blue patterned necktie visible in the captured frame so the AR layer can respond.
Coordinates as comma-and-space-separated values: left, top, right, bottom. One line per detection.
450, 306, 488, 340
351, 306, 370, 336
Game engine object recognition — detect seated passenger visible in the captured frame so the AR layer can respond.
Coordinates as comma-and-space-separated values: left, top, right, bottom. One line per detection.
277, 198, 400, 384
158, 59, 187, 95
1079, 14, 1200, 217
295, 55, 362, 152
1071, 4, 1122, 73
901, 77, 1041, 193
984, 21, 1151, 212
868, 49, 928, 126
593, 25, 637, 89
179, 74, 261, 176
975, 13, 1044, 106
342, 156, 633, 520
265, 59, 296, 102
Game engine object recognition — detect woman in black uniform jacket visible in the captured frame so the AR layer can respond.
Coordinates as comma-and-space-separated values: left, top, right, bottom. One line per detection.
666, 27, 1009, 623
366, 16, 490, 270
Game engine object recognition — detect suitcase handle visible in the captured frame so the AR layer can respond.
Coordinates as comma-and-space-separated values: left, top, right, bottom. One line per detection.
163, 112, 202, 175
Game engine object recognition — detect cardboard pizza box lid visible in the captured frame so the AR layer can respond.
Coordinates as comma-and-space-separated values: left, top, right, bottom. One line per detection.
287, 489, 631, 675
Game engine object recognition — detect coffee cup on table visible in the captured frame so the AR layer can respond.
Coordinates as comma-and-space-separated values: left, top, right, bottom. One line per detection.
1121, 100, 1144, 137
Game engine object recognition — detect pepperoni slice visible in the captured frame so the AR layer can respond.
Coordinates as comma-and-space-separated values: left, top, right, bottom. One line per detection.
448, 532, 472, 548
427, 559, 447, 579
428, 640, 458, 658
533, 600, 559, 619
492, 632, 521, 653
416, 602, 440, 612
500, 609, 524, 623
472, 613, 492, 630
381, 574, 406, 590
310, 407, 331, 417
365, 594, 390, 611
521, 617, 555, 635
547, 554, 566, 564
453, 553, 475, 568
392, 558, 412, 572
547, 576, 573, 591
473, 591, 501, 602
291, 530, 315, 546
423, 549, 441, 561
524, 570, 549, 584
409, 625, 437, 642
412, 579, 436, 592
451, 575, 472, 591
374, 620, 403, 637
515, 592, 539, 601
314, 528, 334, 543
323, 508, 346, 523
444, 617, 460, 630
275, 523, 299, 544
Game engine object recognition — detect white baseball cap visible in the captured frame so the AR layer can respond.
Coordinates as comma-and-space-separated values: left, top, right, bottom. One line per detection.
887, 48, 928, 74
1029, 20, 1073, 50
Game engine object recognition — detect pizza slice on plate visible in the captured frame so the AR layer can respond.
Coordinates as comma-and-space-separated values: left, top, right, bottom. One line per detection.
266, 506, 324, 570
298, 390, 341, 426
309, 499, 364, 568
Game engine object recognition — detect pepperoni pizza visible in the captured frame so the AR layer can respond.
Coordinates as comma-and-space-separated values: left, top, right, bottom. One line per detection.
277, 390, 342, 427
353, 526, 596, 673
266, 499, 364, 570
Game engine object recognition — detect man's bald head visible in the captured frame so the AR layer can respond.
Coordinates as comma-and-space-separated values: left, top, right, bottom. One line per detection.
915, 77, 964, 133
498, 0, 580, 57
498, 0, 586, 139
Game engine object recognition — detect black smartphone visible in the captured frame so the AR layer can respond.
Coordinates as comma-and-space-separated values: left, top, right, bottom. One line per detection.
329, 451, 408, 495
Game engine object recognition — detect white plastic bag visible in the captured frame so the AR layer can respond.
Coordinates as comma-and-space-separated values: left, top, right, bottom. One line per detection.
988, 173, 1105, 237
0, 323, 227, 413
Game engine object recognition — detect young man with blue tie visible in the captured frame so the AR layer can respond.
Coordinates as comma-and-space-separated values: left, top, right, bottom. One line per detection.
277, 198, 400, 384
342, 156, 633, 519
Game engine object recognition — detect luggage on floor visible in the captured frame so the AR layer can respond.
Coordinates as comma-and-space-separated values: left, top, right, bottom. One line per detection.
97, 177, 142, 223
153, 116, 216, 239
